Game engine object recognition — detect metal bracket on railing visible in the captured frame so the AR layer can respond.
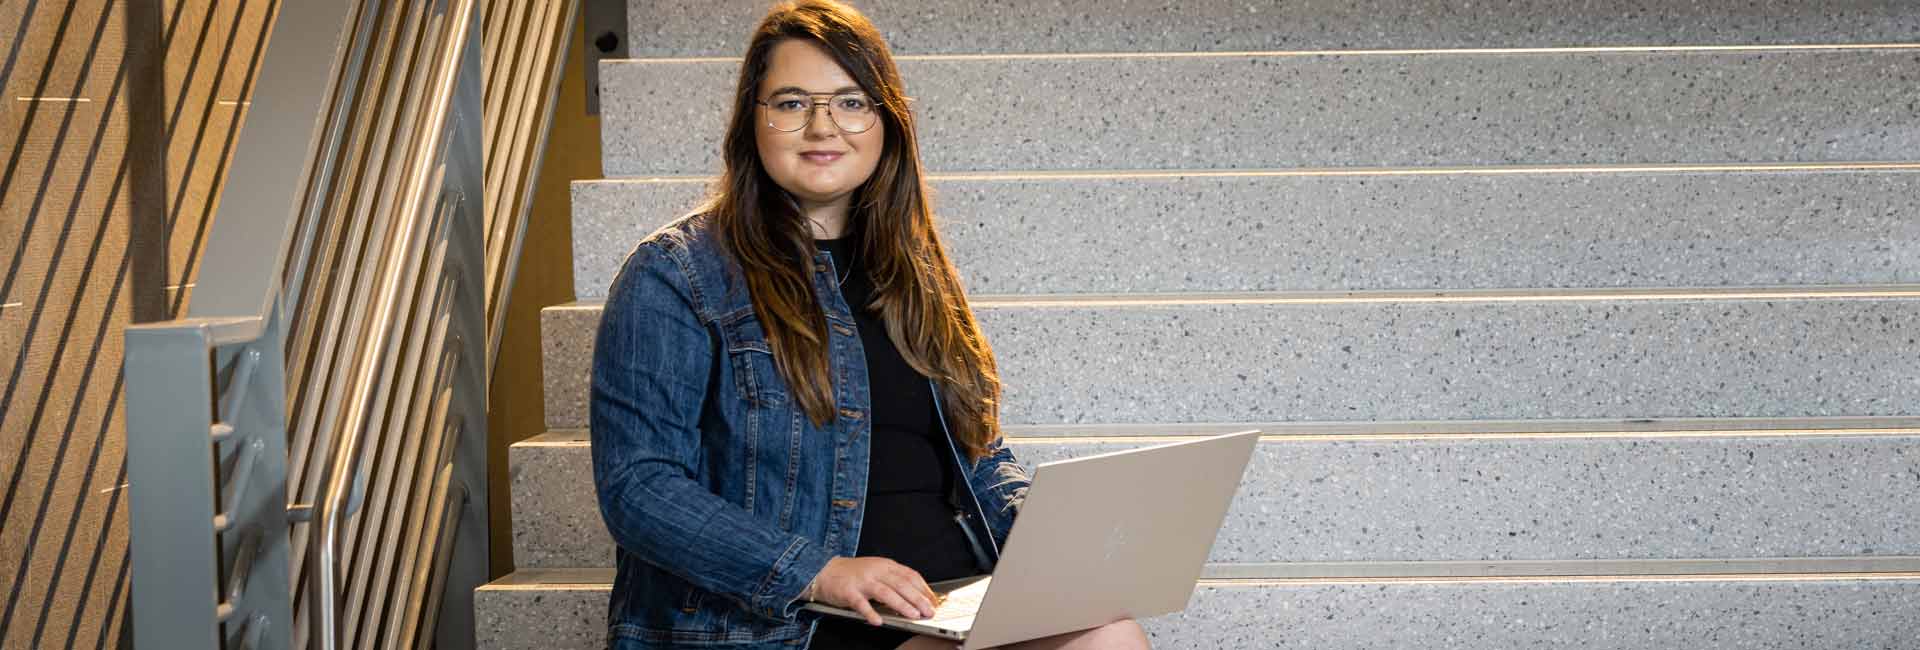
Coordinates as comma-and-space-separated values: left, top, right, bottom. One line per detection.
216, 529, 260, 622
210, 348, 260, 443
214, 436, 266, 532
220, 348, 262, 423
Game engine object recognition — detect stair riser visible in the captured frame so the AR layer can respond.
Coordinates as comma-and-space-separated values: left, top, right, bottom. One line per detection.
541, 297, 1920, 430
570, 171, 1920, 299
621, 0, 1920, 57
602, 50, 1920, 175
976, 297, 1920, 425
510, 434, 1920, 569
476, 575, 1920, 649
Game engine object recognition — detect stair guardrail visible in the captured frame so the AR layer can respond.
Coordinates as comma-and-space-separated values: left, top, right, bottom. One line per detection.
116, 0, 590, 645
123, 0, 355, 645
482, 0, 580, 375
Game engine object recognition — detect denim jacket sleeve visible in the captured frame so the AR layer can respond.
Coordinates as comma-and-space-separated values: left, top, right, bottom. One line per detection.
589, 241, 833, 622
965, 436, 1031, 552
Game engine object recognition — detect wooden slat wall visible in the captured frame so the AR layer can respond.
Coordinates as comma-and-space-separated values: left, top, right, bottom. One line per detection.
0, 1, 273, 647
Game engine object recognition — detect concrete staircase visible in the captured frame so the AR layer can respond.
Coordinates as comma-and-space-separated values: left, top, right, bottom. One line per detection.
477, 2, 1920, 647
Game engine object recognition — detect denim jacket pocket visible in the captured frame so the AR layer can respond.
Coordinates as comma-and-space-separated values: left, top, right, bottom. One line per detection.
718, 310, 785, 407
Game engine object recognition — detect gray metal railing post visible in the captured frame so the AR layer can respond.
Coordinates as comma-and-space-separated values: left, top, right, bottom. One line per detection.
124, 323, 225, 649
126, 309, 295, 648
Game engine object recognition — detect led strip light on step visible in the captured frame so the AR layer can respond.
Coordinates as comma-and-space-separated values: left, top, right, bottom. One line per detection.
479, 566, 1920, 591
1206, 573, 1920, 587
1009, 428, 1920, 444
969, 285, 1920, 308
604, 161, 1920, 184
1003, 416, 1920, 438
626, 42, 1920, 65
519, 416, 1920, 446
1202, 558, 1920, 581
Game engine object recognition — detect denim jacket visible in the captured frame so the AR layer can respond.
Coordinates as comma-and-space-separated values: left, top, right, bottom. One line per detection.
590, 212, 1031, 648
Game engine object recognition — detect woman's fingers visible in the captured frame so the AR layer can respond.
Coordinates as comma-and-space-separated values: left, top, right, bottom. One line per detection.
822, 557, 941, 623
869, 571, 932, 618
911, 573, 937, 608
896, 577, 937, 618
869, 582, 925, 622
884, 564, 938, 617
849, 596, 884, 626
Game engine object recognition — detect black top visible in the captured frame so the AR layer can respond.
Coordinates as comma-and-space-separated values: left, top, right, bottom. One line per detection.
810, 236, 976, 648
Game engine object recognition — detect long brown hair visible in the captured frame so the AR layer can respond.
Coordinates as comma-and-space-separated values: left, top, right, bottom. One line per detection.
698, 0, 1002, 460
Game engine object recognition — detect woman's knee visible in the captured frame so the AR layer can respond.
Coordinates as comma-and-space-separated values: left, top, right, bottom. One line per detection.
1012, 618, 1150, 650
1081, 619, 1149, 649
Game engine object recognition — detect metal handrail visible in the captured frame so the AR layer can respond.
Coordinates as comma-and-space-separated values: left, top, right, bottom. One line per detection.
284, 0, 426, 609
310, 1, 478, 649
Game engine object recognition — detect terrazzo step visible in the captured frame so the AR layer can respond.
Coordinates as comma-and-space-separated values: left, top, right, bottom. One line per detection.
476, 567, 1920, 649
507, 420, 1920, 570
537, 289, 1920, 430
599, 47, 1920, 176
567, 167, 1920, 299
621, 0, 1920, 57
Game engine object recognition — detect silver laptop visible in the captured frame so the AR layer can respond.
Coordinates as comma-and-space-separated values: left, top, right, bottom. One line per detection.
803, 429, 1261, 649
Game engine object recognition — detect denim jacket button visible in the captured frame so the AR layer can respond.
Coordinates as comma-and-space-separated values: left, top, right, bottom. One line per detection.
838, 408, 862, 420
815, 263, 828, 273
832, 498, 859, 509
832, 323, 854, 336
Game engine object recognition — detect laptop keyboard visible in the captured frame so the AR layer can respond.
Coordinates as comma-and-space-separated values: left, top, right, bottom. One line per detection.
878, 578, 990, 624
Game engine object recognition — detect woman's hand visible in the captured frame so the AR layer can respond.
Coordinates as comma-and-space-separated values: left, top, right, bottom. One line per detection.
808, 556, 938, 625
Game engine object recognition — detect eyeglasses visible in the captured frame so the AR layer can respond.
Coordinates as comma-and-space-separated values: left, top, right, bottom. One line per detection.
756, 91, 878, 133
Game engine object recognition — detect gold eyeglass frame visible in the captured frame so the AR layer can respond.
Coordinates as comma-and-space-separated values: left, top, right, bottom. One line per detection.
755, 91, 878, 134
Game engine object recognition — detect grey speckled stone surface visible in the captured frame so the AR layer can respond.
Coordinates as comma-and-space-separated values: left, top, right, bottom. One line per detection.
569, 180, 707, 299
540, 305, 598, 432
975, 296, 1920, 425
475, 571, 609, 650
510, 437, 608, 569
1151, 578, 1920, 649
570, 170, 1920, 299
508, 430, 1920, 569
624, 0, 1920, 57
540, 296, 1920, 429
601, 49, 1920, 175
477, 569, 1920, 649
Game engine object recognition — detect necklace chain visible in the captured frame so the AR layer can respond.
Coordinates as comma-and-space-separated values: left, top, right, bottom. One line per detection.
832, 248, 854, 287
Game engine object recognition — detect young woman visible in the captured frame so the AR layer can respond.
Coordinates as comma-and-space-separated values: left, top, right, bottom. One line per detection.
589, 1, 1151, 648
